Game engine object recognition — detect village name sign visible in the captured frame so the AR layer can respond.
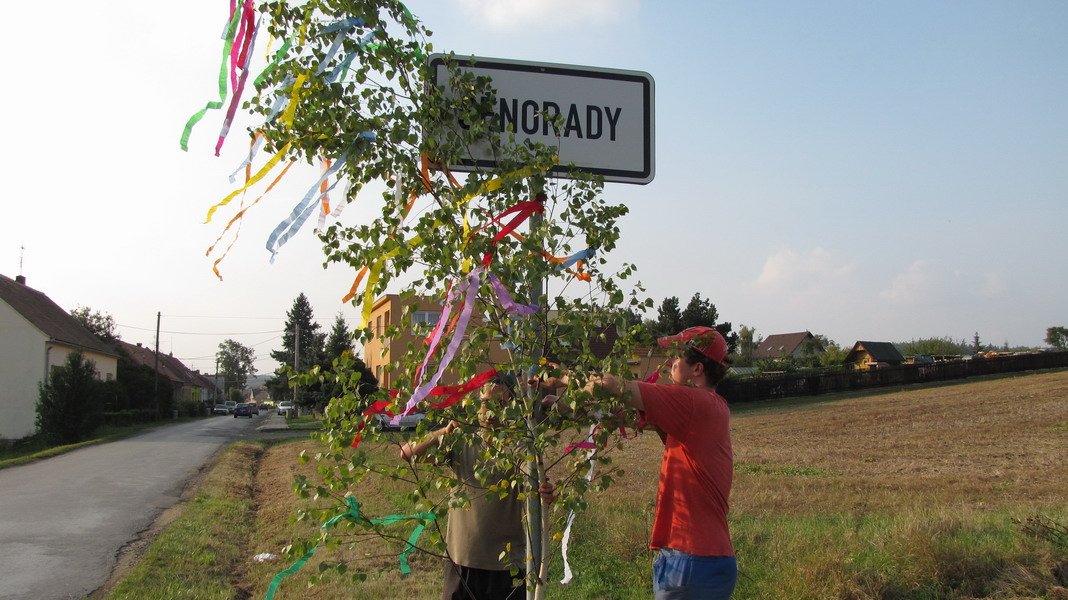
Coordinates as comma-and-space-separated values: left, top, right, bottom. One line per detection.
430, 55, 656, 184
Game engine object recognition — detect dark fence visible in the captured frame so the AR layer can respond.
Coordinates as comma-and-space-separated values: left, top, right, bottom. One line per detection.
719, 351, 1068, 404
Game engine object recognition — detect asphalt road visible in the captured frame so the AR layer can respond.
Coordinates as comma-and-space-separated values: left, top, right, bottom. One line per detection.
0, 413, 285, 600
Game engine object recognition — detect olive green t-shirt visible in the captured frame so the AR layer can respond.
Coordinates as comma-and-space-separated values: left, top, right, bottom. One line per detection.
444, 445, 525, 570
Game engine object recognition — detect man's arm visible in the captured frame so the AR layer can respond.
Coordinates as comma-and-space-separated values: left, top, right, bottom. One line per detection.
399, 421, 457, 461
586, 374, 645, 411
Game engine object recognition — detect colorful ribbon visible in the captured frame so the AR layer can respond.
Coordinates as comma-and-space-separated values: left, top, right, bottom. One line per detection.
215, 9, 260, 156
205, 141, 293, 223
264, 495, 435, 600
266, 156, 348, 260
179, 9, 242, 151
393, 267, 484, 423
350, 369, 498, 448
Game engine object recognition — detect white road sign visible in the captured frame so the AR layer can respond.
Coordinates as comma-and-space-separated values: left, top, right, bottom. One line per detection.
430, 54, 655, 184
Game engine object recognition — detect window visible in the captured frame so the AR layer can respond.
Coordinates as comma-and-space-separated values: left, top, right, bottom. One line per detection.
106, 373, 114, 382
376, 315, 382, 338
412, 311, 441, 327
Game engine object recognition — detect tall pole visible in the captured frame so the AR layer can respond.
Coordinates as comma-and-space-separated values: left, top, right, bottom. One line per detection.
153, 311, 161, 418
525, 178, 547, 600
293, 324, 300, 407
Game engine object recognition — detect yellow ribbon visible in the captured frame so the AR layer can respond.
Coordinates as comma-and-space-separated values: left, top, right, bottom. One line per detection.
205, 141, 293, 223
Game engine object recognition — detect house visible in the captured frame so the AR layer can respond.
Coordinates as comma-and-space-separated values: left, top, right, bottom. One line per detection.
363, 294, 511, 389
845, 341, 905, 370
362, 294, 627, 389
117, 341, 214, 408
0, 274, 119, 441
752, 331, 817, 360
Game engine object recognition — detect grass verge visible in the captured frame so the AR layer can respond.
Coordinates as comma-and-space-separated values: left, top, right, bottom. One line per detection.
105, 441, 263, 600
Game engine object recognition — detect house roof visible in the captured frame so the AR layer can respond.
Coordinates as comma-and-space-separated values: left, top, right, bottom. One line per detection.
848, 341, 905, 364
753, 331, 813, 359
117, 341, 210, 389
0, 273, 118, 357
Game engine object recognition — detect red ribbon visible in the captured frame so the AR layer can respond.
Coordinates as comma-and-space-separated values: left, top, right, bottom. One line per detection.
351, 369, 498, 448
476, 197, 546, 266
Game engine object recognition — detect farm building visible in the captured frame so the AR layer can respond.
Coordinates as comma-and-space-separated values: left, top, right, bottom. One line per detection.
845, 341, 905, 370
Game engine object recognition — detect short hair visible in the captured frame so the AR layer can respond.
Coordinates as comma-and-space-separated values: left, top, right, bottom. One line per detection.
684, 348, 729, 387
489, 371, 517, 398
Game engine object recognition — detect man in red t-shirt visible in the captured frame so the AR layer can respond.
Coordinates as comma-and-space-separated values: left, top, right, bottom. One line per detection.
543, 326, 737, 599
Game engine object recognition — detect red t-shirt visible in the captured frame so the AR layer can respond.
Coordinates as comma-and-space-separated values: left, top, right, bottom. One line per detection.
636, 382, 734, 557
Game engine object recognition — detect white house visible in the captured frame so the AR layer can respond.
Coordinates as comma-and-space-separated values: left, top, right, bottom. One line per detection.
0, 274, 119, 441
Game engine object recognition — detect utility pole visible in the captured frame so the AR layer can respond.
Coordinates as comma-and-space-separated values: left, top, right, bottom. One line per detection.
293, 324, 300, 408
153, 311, 161, 418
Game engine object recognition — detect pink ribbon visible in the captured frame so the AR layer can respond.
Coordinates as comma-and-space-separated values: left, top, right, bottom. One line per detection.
487, 273, 538, 316
394, 267, 484, 423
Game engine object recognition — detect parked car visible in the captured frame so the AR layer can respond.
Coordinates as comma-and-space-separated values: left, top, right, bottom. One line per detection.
224, 400, 238, 414
248, 403, 259, 416
374, 412, 426, 432
277, 401, 295, 416
212, 403, 229, 415
233, 403, 255, 418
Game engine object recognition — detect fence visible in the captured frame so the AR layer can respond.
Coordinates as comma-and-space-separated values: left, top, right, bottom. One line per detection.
719, 351, 1068, 404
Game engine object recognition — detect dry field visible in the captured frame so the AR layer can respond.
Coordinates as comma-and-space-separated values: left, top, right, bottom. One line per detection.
238, 370, 1068, 599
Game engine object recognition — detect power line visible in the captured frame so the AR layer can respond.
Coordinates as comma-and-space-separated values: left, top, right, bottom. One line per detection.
117, 323, 284, 336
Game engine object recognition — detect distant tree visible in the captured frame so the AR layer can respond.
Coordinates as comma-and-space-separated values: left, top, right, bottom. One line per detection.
814, 336, 848, 368
324, 312, 354, 362
36, 352, 104, 444
897, 337, 966, 357
1046, 326, 1068, 350
318, 312, 377, 405
680, 293, 716, 329
654, 296, 682, 338
217, 339, 255, 393
69, 306, 119, 343
269, 293, 326, 404
734, 325, 760, 367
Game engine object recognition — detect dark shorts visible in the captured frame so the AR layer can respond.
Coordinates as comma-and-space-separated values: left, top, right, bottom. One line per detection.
441, 560, 525, 600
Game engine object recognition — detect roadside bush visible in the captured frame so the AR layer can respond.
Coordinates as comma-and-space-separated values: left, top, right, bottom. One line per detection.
35, 352, 105, 445
178, 399, 205, 417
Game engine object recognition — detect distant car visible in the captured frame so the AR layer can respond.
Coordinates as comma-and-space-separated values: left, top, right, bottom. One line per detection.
258, 403, 270, 411
233, 403, 254, 418
277, 401, 295, 416
374, 412, 426, 432
248, 403, 260, 416
212, 404, 228, 415
224, 400, 238, 414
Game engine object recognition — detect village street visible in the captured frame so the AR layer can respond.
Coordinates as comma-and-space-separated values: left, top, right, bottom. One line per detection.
0, 413, 288, 600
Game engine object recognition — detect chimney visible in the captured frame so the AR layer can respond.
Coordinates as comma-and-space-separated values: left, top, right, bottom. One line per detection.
15, 275, 26, 285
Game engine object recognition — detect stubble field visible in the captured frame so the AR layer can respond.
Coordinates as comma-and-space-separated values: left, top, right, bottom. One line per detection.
108, 370, 1068, 599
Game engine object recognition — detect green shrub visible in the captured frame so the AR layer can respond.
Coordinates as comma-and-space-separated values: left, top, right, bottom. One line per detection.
35, 352, 105, 444
178, 399, 206, 417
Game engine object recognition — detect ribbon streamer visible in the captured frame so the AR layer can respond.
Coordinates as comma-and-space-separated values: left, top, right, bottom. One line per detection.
393, 267, 484, 423
350, 369, 498, 448
487, 273, 538, 316
266, 156, 347, 260
560, 424, 598, 584
215, 11, 260, 156
179, 9, 241, 151
205, 141, 293, 223
264, 495, 435, 600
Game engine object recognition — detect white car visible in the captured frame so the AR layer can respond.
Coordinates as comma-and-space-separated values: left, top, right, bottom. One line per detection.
277, 401, 295, 416
374, 412, 426, 431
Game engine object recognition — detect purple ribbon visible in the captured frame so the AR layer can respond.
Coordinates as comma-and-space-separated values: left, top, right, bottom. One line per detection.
394, 268, 484, 422
487, 273, 538, 316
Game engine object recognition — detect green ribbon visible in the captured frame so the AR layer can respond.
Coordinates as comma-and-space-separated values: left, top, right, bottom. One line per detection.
264, 496, 436, 600
180, 10, 242, 151
254, 38, 293, 89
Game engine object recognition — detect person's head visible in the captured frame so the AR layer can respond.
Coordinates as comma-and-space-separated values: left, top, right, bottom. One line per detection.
478, 371, 516, 426
658, 327, 730, 388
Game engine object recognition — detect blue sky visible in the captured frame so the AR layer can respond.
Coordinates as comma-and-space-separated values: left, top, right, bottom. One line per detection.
1, 0, 1065, 374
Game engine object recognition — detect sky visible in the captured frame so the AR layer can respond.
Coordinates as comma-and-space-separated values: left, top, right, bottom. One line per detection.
2, 0, 1066, 376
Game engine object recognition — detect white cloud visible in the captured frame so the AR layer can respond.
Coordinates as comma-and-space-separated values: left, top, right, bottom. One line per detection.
880, 259, 939, 306
751, 247, 857, 296
457, 0, 638, 29
980, 271, 1007, 297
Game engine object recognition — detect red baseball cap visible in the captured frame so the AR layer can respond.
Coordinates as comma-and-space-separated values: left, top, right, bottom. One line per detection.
657, 326, 729, 366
